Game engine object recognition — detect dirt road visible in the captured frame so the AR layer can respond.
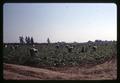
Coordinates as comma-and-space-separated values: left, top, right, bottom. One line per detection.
3, 58, 117, 80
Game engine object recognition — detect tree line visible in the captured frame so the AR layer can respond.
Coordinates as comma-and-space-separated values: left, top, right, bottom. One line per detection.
19, 36, 34, 44
19, 36, 50, 44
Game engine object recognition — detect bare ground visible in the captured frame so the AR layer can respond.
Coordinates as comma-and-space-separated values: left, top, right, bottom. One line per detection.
3, 58, 117, 80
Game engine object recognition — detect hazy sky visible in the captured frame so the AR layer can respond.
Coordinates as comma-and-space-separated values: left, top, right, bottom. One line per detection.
3, 3, 117, 43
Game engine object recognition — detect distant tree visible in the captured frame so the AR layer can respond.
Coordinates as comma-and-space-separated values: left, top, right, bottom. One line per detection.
26, 37, 27, 43
25, 36, 28, 44
47, 38, 50, 44
25, 36, 31, 44
28, 36, 31, 44
95, 40, 102, 43
73, 41, 78, 44
31, 37, 34, 44
19, 36, 25, 44
88, 40, 92, 43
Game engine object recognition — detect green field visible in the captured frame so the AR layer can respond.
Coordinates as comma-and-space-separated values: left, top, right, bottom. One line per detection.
3, 41, 117, 67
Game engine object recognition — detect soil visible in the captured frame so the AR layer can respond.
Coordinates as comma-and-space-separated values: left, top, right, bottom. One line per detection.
3, 58, 117, 80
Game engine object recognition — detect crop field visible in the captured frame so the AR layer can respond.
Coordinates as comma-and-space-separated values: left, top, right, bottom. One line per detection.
3, 41, 117, 67
3, 41, 117, 80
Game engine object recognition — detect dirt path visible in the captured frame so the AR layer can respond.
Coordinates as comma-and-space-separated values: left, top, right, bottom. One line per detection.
3, 58, 117, 80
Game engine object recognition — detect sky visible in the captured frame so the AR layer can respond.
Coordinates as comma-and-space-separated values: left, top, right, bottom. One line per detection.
3, 3, 117, 43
